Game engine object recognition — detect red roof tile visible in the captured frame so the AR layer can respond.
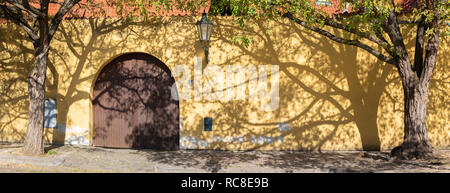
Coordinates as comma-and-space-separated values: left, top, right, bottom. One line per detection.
0, 0, 416, 23
0, 0, 209, 23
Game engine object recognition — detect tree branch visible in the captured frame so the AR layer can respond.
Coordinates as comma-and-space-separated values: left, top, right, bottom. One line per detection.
0, 4, 39, 41
48, 0, 81, 40
4, 0, 44, 18
398, 20, 419, 24
383, 9, 409, 60
285, 12, 396, 65
49, 0, 64, 5
323, 17, 394, 56
413, 16, 427, 77
420, 0, 441, 87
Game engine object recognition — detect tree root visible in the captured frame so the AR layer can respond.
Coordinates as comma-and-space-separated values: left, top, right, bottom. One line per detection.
391, 143, 434, 160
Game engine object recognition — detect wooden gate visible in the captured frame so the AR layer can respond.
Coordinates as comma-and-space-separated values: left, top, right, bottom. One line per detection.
92, 53, 179, 150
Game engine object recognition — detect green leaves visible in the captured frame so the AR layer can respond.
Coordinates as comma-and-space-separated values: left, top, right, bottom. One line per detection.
231, 35, 254, 48
117, 0, 447, 49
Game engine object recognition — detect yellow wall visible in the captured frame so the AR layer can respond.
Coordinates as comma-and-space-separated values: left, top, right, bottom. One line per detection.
0, 16, 448, 151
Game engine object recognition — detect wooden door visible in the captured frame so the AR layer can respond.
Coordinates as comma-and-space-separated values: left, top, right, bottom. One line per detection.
92, 53, 179, 150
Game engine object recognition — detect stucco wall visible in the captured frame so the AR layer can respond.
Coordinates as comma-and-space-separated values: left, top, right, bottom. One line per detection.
0, 16, 448, 151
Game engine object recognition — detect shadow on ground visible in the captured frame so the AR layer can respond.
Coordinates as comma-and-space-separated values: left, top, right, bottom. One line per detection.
138, 149, 260, 173
138, 149, 449, 173
1, 145, 448, 173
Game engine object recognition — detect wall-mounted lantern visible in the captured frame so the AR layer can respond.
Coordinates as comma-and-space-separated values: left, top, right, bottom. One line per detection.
196, 12, 214, 64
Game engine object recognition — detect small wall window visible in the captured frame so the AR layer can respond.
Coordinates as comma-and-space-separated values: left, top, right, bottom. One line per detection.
44, 98, 57, 128
316, 0, 332, 6
204, 117, 212, 131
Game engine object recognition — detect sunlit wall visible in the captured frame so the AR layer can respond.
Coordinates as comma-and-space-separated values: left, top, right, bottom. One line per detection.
0, 16, 448, 151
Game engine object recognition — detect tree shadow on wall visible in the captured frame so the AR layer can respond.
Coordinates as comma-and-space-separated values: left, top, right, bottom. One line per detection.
51, 16, 202, 148
92, 53, 179, 150
0, 23, 36, 143
48, 18, 146, 145
186, 17, 448, 151
0, 17, 183, 148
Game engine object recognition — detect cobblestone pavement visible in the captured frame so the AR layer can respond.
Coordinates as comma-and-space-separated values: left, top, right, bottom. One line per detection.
0, 144, 449, 173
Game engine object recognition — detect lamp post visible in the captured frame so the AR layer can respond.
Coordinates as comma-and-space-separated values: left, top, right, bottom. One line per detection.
196, 12, 214, 64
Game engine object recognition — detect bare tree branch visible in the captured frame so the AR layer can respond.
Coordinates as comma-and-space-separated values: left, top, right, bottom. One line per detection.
49, 0, 64, 5
0, 4, 38, 41
4, 0, 44, 18
48, 0, 81, 40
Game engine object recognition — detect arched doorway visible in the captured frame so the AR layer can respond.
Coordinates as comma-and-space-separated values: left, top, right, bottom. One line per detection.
92, 53, 179, 150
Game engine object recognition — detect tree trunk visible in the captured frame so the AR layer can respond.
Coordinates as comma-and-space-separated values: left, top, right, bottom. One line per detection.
22, 47, 49, 155
390, 3, 440, 159
391, 74, 434, 159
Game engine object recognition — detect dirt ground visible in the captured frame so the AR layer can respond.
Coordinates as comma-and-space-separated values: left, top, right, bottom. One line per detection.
0, 144, 449, 173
